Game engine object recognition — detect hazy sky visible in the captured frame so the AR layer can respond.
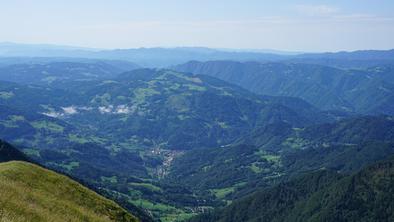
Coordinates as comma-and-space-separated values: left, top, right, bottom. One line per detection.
0, 0, 393, 51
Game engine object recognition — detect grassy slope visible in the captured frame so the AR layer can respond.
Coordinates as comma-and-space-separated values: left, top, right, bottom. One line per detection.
0, 161, 139, 222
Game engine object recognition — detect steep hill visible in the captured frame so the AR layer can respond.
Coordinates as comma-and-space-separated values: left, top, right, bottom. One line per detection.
0, 161, 139, 222
175, 61, 394, 114
189, 157, 394, 222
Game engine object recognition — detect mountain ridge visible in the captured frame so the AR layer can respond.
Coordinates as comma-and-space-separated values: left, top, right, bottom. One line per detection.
2, 42, 393, 67
175, 61, 394, 114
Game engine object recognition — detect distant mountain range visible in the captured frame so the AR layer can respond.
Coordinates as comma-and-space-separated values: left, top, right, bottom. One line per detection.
0, 61, 138, 87
1, 42, 393, 68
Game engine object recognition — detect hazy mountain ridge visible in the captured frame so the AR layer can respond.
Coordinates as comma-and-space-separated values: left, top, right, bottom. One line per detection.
297, 49, 394, 60
2, 43, 393, 67
0, 61, 138, 88
0, 43, 285, 67
175, 61, 394, 114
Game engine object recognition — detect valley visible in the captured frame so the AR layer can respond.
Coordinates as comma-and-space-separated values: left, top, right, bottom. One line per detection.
1, 1, 394, 221
0, 47, 393, 222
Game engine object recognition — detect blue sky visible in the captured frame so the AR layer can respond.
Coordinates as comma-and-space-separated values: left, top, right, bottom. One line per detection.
0, 0, 393, 51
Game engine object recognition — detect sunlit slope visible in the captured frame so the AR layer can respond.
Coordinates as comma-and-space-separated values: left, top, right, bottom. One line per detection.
0, 161, 139, 222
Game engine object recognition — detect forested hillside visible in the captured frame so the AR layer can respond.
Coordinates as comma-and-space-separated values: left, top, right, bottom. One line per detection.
189, 157, 394, 222
175, 61, 394, 114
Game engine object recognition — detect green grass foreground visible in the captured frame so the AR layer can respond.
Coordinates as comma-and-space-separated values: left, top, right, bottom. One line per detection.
0, 161, 139, 222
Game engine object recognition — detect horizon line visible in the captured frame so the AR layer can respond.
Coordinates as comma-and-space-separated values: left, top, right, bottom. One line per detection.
0, 41, 393, 55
